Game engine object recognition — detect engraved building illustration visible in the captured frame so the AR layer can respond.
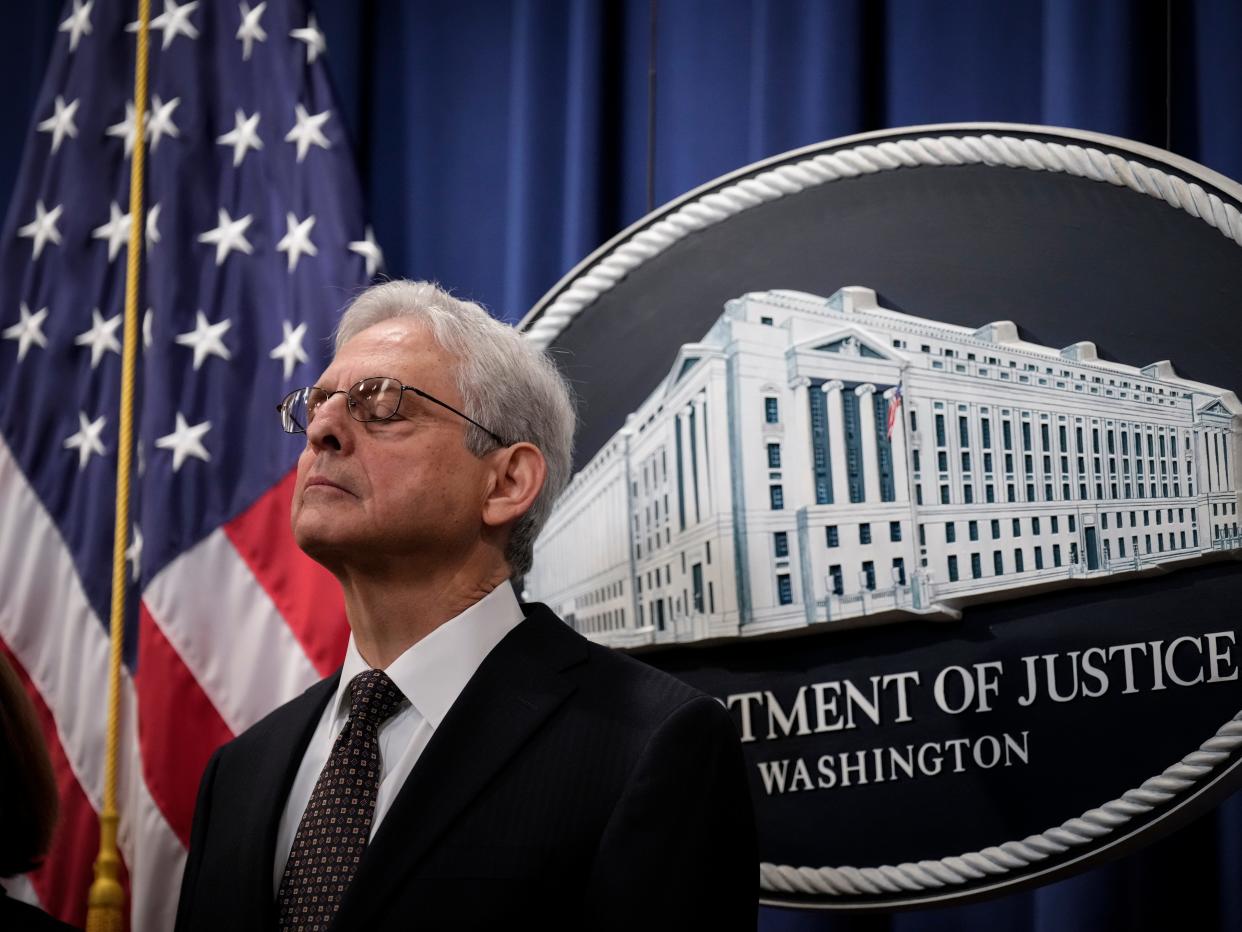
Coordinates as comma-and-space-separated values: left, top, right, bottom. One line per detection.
527, 287, 1242, 647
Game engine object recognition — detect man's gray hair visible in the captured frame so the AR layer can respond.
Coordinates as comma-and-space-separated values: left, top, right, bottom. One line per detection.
335, 280, 576, 578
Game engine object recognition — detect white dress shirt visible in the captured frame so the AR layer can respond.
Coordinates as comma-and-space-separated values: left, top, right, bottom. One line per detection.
272, 580, 526, 893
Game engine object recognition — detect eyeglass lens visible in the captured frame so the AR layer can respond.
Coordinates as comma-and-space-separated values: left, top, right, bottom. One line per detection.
280, 377, 406, 432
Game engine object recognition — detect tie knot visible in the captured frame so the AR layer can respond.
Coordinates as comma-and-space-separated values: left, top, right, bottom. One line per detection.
347, 669, 404, 727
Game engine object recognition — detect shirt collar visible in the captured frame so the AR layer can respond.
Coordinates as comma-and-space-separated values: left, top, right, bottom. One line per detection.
331, 579, 525, 730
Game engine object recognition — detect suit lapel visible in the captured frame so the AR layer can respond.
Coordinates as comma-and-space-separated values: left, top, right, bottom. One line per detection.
334, 606, 586, 928
240, 672, 339, 924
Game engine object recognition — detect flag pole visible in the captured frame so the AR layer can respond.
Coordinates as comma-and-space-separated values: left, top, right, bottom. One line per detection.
87, 0, 150, 928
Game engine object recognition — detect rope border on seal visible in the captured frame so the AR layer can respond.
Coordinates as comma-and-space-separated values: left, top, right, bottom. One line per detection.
760, 709, 1242, 897
522, 129, 1242, 896
523, 132, 1242, 350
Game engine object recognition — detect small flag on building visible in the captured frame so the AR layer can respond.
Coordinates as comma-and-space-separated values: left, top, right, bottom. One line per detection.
886, 384, 903, 439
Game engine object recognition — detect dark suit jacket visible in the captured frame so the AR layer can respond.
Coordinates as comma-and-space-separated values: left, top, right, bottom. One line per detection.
174, 602, 758, 931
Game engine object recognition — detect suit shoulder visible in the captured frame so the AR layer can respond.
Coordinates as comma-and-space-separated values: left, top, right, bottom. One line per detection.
216, 673, 337, 758
522, 603, 712, 727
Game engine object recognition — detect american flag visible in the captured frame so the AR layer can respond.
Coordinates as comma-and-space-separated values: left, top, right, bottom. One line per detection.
886, 383, 903, 439
0, 2, 375, 927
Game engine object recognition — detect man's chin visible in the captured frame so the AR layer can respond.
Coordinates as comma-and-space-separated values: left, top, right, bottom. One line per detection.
292, 520, 356, 574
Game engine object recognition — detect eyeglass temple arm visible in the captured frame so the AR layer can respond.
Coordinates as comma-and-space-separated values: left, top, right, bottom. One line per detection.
406, 387, 507, 447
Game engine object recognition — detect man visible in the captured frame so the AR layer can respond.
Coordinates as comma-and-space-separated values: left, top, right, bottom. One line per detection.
174, 281, 757, 931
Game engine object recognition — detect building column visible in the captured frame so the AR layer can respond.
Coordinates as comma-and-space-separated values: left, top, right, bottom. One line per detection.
681, 405, 699, 523
787, 377, 813, 508
884, 387, 909, 503
693, 393, 712, 518
856, 383, 880, 503
823, 380, 848, 505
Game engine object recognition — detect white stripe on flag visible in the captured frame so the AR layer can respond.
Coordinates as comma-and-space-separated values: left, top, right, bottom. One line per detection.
0, 436, 183, 932
144, 527, 320, 735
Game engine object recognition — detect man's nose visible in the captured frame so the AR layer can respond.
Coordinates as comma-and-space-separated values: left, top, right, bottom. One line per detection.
306, 393, 354, 453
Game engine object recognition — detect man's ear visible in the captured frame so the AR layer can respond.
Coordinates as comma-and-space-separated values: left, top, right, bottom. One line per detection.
481, 442, 547, 529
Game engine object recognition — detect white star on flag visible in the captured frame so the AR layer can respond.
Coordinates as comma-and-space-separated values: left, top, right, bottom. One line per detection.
143, 308, 154, 350
285, 104, 331, 163
59, 0, 94, 52
105, 100, 139, 156
349, 226, 384, 279
197, 208, 254, 265
74, 308, 123, 369
128, 0, 200, 51
18, 200, 63, 259
147, 95, 182, 151
175, 310, 233, 370
126, 525, 144, 582
63, 411, 107, 471
146, 203, 162, 253
290, 13, 326, 64
37, 95, 80, 154
2, 303, 49, 361
216, 109, 263, 167
269, 321, 309, 380
236, 1, 267, 60
276, 212, 318, 272
91, 201, 133, 262
155, 413, 212, 472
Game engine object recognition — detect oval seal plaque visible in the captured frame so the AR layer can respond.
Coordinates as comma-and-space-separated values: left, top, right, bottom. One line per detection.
519, 124, 1242, 909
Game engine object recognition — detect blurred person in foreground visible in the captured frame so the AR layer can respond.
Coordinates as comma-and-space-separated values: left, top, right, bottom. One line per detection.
175, 280, 757, 931
0, 653, 78, 931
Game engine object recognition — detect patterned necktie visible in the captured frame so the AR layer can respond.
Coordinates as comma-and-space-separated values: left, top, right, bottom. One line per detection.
277, 668, 406, 932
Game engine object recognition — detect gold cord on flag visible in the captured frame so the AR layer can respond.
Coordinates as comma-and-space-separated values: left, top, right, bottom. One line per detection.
87, 0, 150, 928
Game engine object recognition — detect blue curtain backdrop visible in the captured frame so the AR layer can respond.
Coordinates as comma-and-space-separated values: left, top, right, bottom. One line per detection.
3, 2, 1240, 930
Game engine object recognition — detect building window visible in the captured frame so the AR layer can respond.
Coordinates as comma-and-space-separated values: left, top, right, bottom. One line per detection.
1015, 548, 1025, 572
935, 414, 946, 446
777, 573, 793, 605
890, 521, 902, 542
971, 553, 982, 579
760, 316, 774, 326
764, 397, 779, 424
829, 564, 844, 595
1034, 546, 1044, 569
893, 557, 907, 586
969, 520, 979, 541
1051, 516, 1060, 533
769, 485, 784, 510
859, 523, 872, 545
826, 525, 839, 547
1069, 515, 1077, 532
774, 531, 789, 558
940, 485, 950, 504
991, 519, 1001, 539
994, 551, 1004, 575
767, 443, 781, 469
945, 522, 956, 543
862, 561, 876, 591
1053, 544, 1063, 567
1012, 518, 1021, 537
948, 555, 959, 582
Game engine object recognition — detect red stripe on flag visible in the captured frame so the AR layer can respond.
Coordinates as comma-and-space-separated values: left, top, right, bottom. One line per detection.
0, 640, 131, 931
224, 468, 348, 676
134, 603, 234, 847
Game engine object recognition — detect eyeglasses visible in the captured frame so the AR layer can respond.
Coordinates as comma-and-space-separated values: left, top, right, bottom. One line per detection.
277, 376, 508, 447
